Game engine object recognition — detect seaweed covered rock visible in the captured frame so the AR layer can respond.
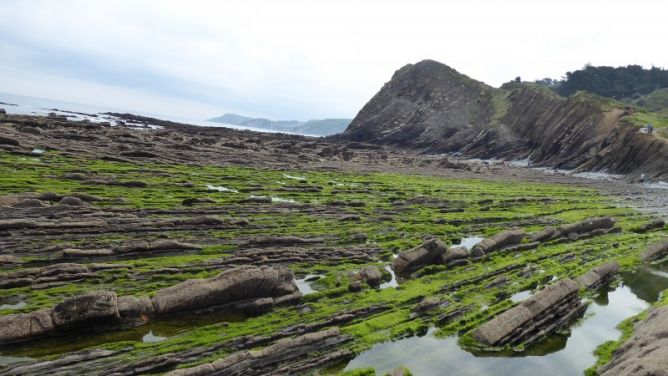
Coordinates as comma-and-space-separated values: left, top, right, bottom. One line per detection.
0, 308, 55, 343
51, 291, 119, 329
641, 239, 668, 261
151, 265, 299, 314
598, 305, 668, 376
392, 238, 447, 273
471, 229, 525, 257
356, 266, 383, 286
530, 217, 616, 242
439, 246, 469, 267
164, 327, 349, 376
472, 279, 583, 346
576, 261, 620, 290
632, 219, 665, 233
0, 266, 299, 343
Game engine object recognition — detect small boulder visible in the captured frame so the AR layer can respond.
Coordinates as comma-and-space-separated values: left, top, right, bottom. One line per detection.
440, 246, 469, 266
414, 296, 442, 312
486, 275, 509, 289
117, 295, 155, 323
471, 229, 526, 255
350, 233, 368, 243
12, 199, 47, 208
51, 291, 120, 329
0, 308, 55, 342
58, 196, 87, 207
393, 238, 447, 273
348, 281, 362, 292
641, 239, 668, 262
358, 266, 382, 286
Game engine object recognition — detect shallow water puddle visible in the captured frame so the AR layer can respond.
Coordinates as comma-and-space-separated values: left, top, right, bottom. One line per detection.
142, 330, 167, 343
342, 263, 665, 376
0, 355, 32, 366
271, 196, 298, 203
205, 184, 238, 193
379, 266, 399, 289
0, 297, 27, 311
295, 274, 324, 295
455, 236, 484, 250
283, 174, 306, 181
0, 310, 246, 358
509, 290, 532, 303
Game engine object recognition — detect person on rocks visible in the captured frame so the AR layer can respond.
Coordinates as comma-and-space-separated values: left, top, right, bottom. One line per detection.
640, 173, 645, 184
647, 123, 654, 134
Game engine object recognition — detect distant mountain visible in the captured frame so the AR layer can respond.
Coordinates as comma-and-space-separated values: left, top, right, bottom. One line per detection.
208, 113, 351, 136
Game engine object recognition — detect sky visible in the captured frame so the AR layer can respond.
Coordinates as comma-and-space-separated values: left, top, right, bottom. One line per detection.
1, 0, 667, 120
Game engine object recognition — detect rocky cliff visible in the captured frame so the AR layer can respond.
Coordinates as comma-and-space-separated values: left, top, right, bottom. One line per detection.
340, 60, 668, 181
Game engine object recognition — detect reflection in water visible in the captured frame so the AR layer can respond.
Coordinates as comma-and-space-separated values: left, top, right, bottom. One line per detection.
0, 355, 32, 366
0, 311, 246, 358
0, 297, 27, 311
621, 259, 668, 303
344, 268, 659, 376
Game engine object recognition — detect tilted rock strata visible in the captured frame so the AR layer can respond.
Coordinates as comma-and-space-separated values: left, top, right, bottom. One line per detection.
392, 238, 447, 273
470, 229, 525, 257
471, 278, 584, 347
576, 261, 621, 290
641, 239, 668, 261
598, 305, 668, 376
0, 266, 300, 343
529, 217, 616, 242
340, 59, 668, 181
164, 328, 350, 376
472, 261, 622, 347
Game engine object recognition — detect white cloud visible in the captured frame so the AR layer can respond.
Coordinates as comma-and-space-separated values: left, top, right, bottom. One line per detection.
0, 0, 666, 120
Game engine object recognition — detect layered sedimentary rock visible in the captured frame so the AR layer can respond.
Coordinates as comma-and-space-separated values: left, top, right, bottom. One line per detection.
632, 219, 665, 233
164, 328, 350, 376
0, 266, 299, 344
576, 261, 620, 290
641, 239, 668, 261
392, 238, 447, 273
529, 217, 616, 242
151, 265, 298, 314
470, 229, 525, 257
598, 305, 668, 376
473, 262, 623, 348
339, 59, 668, 181
471, 279, 583, 346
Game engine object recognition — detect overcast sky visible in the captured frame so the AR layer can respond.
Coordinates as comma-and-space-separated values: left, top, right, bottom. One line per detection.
1, 0, 666, 120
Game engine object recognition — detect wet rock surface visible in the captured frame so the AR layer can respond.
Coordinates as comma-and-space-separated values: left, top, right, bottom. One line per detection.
392, 238, 447, 273
0, 112, 666, 375
597, 305, 668, 376
0, 266, 299, 343
472, 278, 584, 347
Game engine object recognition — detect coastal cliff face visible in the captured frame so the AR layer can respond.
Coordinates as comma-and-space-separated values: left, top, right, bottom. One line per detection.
343, 60, 499, 153
341, 60, 668, 181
